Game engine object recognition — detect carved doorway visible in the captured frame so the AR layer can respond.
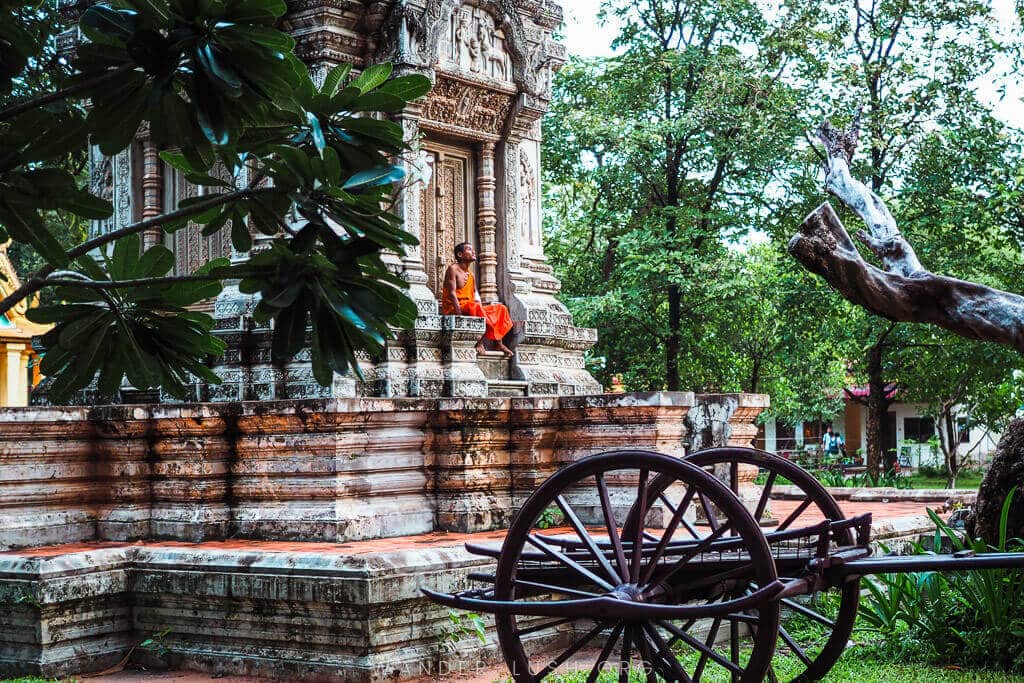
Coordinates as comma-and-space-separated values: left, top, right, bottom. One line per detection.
418, 142, 477, 298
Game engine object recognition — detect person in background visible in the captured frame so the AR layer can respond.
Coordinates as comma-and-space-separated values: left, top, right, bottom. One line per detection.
822, 426, 844, 462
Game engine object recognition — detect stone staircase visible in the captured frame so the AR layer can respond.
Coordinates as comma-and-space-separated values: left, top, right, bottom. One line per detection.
477, 350, 529, 397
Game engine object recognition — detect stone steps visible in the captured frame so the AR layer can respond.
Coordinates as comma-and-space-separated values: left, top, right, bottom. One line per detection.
476, 350, 511, 380
487, 379, 529, 397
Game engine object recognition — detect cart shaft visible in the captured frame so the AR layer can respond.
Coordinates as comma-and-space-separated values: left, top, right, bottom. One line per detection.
835, 551, 1024, 577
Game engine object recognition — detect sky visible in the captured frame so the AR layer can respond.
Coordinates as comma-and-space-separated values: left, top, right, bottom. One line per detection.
558, 0, 1024, 126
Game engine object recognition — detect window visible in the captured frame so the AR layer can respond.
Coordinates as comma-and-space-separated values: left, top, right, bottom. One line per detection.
803, 419, 831, 443
775, 422, 797, 452
903, 416, 935, 444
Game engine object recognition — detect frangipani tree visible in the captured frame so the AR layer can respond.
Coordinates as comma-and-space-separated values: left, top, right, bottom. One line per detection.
0, 0, 429, 402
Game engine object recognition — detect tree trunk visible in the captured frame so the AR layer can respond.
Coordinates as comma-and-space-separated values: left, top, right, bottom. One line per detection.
666, 284, 681, 391
939, 407, 959, 488
966, 418, 1024, 547
864, 341, 886, 478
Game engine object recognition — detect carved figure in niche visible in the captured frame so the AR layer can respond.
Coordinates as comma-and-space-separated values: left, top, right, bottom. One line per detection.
465, 16, 484, 72
441, 243, 514, 356
454, 12, 470, 63
408, 148, 434, 188
90, 154, 113, 201
519, 149, 537, 244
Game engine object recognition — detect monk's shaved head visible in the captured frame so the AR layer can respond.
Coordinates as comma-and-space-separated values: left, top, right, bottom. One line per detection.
454, 242, 472, 259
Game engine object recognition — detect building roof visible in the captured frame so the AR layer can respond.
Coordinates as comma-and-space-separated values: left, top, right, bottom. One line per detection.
844, 384, 898, 400
0, 242, 52, 342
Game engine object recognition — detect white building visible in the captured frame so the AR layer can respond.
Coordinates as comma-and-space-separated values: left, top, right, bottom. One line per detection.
757, 395, 1000, 469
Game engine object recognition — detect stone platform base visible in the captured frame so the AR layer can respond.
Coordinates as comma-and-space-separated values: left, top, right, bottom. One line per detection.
0, 536, 513, 682
0, 510, 939, 682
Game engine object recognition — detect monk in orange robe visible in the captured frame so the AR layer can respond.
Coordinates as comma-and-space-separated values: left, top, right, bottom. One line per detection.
441, 242, 514, 356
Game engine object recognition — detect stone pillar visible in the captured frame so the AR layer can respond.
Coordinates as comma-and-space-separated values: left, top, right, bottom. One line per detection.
688, 393, 771, 521
2, 344, 26, 406
476, 141, 499, 303
140, 140, 163, 250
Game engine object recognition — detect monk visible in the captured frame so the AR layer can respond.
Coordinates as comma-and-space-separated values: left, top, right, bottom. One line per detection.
441, 242, 514, 356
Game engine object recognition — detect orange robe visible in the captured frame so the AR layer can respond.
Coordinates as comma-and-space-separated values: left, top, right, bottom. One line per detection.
441, 270, 513, 341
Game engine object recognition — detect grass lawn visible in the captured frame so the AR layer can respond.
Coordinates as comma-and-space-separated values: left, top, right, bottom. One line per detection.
906, 470, 983, 489
525, 650, 1024, 681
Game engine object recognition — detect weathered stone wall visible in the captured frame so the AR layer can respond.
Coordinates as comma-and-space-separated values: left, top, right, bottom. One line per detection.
0, 393, 696, 551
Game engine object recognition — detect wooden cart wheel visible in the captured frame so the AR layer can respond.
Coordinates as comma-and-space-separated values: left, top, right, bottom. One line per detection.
626, 447, 859, 682
494, 449, 780, 682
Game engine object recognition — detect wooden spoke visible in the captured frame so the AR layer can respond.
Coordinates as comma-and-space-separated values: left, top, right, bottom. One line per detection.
512, 578, 602, 599
781, 597, 836, 628
778, 623, 812, 666
534, 621, 609, 680
586, 622, 624, 683
656, 619, 744, 676
554, 494, 620, 584
525, 534, 617, 592
633, 625, 659, 683
618, 625, 633, 683
698, 492, 720, 531
692, 616, 722, 682
723, 612, 761, 625
597, 473, 629, 581
753, 471, 777, 523
777, 498, 813, 531
514, 617, 575, 637
642, 623, 693, 683
640, 487, 697, 586
729, 620, 740, 683
661, 492, 700, 539
729, 461, 739, 494
643, 523, 733, 593
630, 468, 649, 583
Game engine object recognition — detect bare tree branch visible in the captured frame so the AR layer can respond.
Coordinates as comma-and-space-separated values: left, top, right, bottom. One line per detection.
789, 119, 1024, 354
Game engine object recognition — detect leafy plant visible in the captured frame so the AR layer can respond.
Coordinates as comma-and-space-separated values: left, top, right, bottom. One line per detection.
438, 609, 487, 654
1, 0, 431, 402
858, 488, 1024, 672
139, 627, 172, 659
534, 505, 562, 530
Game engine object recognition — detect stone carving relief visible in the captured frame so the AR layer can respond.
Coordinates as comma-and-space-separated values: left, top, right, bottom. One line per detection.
447, 5, 511, 81
374, 0, 560, 98
88, 148, 114, 239
420, 76, 514, 136
162, 164, 232, 278
518, 148, 538, 247
114, 150, 132, 232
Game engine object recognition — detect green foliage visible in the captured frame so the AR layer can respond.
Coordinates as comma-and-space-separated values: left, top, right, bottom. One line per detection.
858, 489, 1024, 672
27, 237, 228, 402
543, 0, 837, 394
438, 609, 487, 654
533, 505, 562, 530
0, 0, 431, 402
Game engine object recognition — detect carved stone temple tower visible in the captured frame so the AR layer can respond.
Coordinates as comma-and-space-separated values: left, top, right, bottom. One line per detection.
78, 0, 601, 402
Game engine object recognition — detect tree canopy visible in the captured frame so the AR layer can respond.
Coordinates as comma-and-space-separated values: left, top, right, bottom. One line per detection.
0, 0, 428, 402
544, 0, 1024, 463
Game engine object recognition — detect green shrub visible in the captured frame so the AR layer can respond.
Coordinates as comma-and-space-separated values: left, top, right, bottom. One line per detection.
858, 488, 1024, 672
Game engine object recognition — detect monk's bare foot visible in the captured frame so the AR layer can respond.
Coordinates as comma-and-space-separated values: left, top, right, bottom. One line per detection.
475, 342, 486, 355
497, 342, 514, 357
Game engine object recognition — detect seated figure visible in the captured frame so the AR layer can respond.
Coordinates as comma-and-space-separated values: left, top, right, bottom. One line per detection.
441, 242, 513, 356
